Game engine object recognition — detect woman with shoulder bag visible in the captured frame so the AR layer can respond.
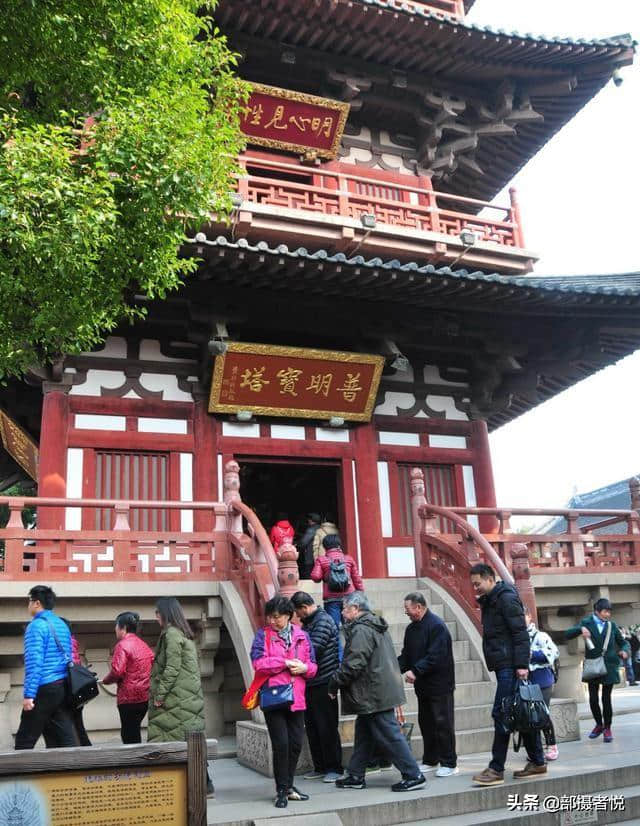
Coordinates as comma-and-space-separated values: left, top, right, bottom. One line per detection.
247, 595, 317, 809
565, 598, 630, 742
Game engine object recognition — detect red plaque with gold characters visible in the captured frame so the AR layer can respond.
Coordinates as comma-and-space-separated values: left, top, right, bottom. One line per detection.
0, 411, 39, 480
241, 84, 350, 160
209, 343, 384, 422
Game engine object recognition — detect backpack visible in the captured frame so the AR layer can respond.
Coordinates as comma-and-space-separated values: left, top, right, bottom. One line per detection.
500, 680, 553, 752
326, 554, 350, 592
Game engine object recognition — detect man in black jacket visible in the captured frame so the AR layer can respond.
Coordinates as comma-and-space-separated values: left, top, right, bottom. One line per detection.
398, 592, 457, 777
291, 591, 343, 782
469, 563, 546, 786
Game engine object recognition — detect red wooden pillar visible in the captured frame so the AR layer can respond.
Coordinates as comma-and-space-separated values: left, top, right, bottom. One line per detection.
38, 388, 70, 529
193, 400, 216, 530
353, 422, 385, 577
469, 420, 498, 534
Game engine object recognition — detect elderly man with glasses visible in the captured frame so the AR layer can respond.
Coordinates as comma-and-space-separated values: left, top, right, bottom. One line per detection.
328, 591, 425, 792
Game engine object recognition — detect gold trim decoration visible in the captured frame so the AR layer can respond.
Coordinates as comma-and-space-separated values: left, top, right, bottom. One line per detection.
0, 410, 39, 480
242, 83, 350, 161
208, 342, 384, 422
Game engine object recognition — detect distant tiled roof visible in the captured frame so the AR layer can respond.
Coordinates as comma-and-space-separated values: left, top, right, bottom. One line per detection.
542, 477, 637, 535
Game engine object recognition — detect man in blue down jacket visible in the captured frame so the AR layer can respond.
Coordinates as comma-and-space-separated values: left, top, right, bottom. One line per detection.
469, 563, 545, 786
15, 585, 76, 749
398, 592, 457, 777
291, 591, 343, 782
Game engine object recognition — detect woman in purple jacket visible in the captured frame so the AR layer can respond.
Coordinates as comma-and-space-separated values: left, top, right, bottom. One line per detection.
250, 595, 317, 808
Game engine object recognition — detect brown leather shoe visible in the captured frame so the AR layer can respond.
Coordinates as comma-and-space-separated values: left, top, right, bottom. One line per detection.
513, 762, 547, 779
472, 767, 504, 786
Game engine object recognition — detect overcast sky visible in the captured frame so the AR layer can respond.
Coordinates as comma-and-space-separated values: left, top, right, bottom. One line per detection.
465, 1, 640, 512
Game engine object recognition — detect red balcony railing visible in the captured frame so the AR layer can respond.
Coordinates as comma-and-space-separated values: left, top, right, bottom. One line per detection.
236, 155, 526, 251
384, 0, 465, 18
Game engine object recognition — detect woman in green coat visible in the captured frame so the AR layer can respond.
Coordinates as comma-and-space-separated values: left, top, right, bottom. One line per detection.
148, 597, 205, 741
565, 597, 630, 742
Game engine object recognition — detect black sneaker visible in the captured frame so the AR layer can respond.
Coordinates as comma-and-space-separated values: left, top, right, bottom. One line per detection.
274, 789, 288, 808
336, 775, 366, 789
287, 786, 310, 801
391, 774, 426, 792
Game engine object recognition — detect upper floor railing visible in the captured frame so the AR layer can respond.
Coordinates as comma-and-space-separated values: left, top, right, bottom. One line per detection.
235, 154, 526, 252
383, 0, 465, 18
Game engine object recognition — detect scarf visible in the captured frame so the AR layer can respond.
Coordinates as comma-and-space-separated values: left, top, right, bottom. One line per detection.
278, 623, 293, 649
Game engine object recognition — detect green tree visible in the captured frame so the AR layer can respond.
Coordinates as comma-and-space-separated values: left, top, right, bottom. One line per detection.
0, 1, 247, 378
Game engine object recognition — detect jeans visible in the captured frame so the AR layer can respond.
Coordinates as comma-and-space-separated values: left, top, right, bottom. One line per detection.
304, 683, 343, 774
588, 682, 613, 728
489, 669, 544, 773
417, 692, 457, 768
348, 709, 421, 781
15, 680, 77, 750
119, 702, 148, 744
324, 600, 343, 659
264, 707, 306, 791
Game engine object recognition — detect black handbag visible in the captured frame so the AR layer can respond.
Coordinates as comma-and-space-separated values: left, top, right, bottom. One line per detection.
44, 617, 99, 710
500, 679, 553, 752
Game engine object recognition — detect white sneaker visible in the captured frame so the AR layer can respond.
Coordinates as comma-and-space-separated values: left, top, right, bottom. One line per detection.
435, 766, 459, 778
419, 763, 438, 773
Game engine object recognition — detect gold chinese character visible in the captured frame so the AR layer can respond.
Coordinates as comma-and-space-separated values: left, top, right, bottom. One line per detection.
317, 116, 334, 138
244, 104, 263, 126
289, 115, 311, 132
306, 373, 333, 397
277, 367, 302, 396
265, 105, 287, 130
240, 367, 270, 392
337, 372, 363, 402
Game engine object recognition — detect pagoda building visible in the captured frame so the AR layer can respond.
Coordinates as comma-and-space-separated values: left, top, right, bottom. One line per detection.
0, 0, 637, 748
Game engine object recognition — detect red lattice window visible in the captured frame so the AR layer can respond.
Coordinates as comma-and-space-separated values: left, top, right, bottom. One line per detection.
398, 463, 457, 535
95, 451, 169, 530
354, 181, 404, 202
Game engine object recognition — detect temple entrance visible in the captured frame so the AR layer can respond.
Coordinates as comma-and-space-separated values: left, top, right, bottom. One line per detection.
238, 459, 341, 557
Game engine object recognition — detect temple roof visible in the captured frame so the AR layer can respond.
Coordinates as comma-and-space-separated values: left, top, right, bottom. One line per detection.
183, 235, 640, 429
217, 0, 635, 202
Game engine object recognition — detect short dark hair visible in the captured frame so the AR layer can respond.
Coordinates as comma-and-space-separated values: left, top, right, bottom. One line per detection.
155, 597, 194, 639
470, 563, 495, 580
265, 595, 294, 619
116, 611, 140, 633
594, 598, 612, 613
404, 592, 426, 607
307, 512, 321, 524
322, 534, 341, 550
290, 591, 315, 608
29, 585, 55, 610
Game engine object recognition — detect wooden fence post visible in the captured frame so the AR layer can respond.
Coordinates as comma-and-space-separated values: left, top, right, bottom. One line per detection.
276, 541, 300, 597
511, 542, 537, 623
187, 730, 208, 826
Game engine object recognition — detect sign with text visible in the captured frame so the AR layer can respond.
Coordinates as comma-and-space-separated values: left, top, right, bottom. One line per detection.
0, 411, 38, 480
209, 343, 384, 422
241, 84, 350, 160
0, 766, 187, 825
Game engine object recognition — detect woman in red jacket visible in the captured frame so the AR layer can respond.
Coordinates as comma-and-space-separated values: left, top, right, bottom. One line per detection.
103, 612, 154, 743
310, 534, 364, 632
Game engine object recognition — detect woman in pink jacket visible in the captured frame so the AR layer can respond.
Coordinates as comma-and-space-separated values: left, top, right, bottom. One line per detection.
103, 612, 154, 743
250, 595, 317, 809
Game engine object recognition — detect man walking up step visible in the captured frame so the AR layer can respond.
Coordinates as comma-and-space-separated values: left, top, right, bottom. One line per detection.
469, 564, 546, 786
398, 592, 458, 777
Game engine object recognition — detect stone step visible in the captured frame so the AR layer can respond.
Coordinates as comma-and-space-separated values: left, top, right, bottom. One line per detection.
453, 681, 496, 707
340, 725, 495, 764
403, 784, 640, 826
338, 709, 494, 746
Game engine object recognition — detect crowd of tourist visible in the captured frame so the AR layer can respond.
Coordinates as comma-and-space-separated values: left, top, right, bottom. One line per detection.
15, 552, 636, 809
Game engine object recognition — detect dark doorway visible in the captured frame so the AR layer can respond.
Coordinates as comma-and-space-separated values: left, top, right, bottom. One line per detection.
238, 459, 340, 547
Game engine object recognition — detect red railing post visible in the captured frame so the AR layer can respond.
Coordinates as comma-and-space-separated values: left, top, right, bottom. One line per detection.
276, 541, 300, 598
4, 500, 26, 576
224, 460, 243, 533
410, 468, 428, 576
509, 187, 525, 249
511, 542, 537, 623
112, 502, 131, 576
